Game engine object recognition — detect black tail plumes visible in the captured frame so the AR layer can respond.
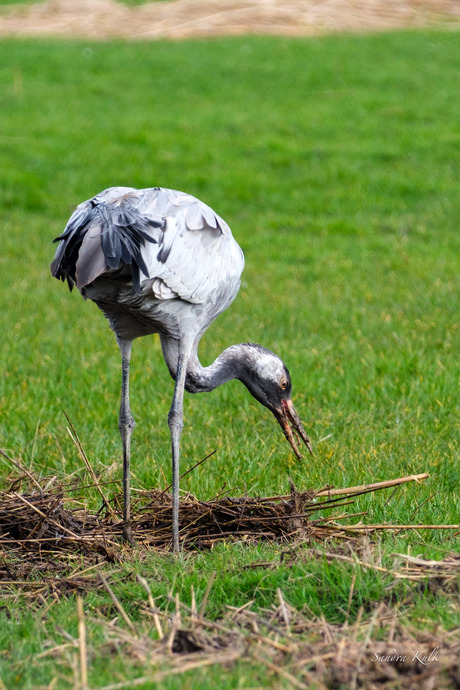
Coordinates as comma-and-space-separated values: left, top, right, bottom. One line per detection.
50, 199, 164, 293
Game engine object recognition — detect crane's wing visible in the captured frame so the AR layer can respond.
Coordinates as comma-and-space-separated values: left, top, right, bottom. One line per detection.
51, 187, 244, 305
50, 187, 164, 293
136, 188, 244, 305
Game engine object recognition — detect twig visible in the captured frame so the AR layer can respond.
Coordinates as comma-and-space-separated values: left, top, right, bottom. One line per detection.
64, 411, 116, 520
97, 653, 242, 690
0, 449, 43, 491
409, 491, 441, 521
338, 523, 459, 531
199, 570, 216, 616
226, 600, 255, 614
383, 485, 400, 506
13, 492, 81, 540
67, 562, 114, 581
159, 450, 217, 496
315, 473, 429, 497
277, 588, 290, 628
242, 561, 275, 570
250, 649, 313, 690
98, 572, 136, 634
0, 580, 52, 587
311, 548, 422, 581
77, 595, 88, 690
35, 642, 77, 660
318, 511, 368, 522
346, 572, 356, 619
392, 553, 460, 568
137, 575, 163, 638
259, 473, 429, 503
206, 485, 238, 502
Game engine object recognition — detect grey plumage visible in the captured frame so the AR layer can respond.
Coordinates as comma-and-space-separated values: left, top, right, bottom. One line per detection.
51, 186, 311, 553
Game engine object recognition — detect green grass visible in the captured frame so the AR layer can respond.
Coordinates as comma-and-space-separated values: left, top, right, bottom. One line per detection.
0, 31, 459, 688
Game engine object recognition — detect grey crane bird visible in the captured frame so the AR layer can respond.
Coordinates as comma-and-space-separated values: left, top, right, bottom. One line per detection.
51, 186, 312, 552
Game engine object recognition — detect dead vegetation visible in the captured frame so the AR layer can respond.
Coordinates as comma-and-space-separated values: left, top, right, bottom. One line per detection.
0, 460, 458, 585
25, 576, 460, 689
0, 0, 459, 40
1, 456, 459, 688
0, 468, 432, 561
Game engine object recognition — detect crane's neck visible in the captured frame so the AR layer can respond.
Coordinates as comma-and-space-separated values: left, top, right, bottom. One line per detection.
160, 337, 253, 393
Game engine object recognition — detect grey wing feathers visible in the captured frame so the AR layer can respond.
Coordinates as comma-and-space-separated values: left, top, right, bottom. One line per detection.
50, 204, 95, 290
51, 187, 244, 303
50, 188, 164, 293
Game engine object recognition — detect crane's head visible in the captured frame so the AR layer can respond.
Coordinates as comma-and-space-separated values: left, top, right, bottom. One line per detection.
240, 344, 312, 458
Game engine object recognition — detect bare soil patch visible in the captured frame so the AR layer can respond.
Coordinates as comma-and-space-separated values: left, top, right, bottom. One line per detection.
0, 0, 459, 40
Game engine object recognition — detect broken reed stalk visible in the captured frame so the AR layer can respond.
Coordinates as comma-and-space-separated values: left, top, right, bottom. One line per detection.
309, 548, 421, 581
258, 473, 430, 503
277, 588, 290, 629
77, 595, 88, 690
393, 553, 460, 567
315, 473, 430, 496
0, 448, 43, 491
159, 450, 217, 496
250, 649, 313, 690
63, 410, 116, 520
98, 571, 136, 634
137, 574, 164, 638
337, 524, 459, 531
199, 570, 216, 617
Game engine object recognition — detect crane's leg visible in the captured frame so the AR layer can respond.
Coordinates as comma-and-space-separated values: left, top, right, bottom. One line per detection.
168, 338, 193, 555
117, 337, 135, 543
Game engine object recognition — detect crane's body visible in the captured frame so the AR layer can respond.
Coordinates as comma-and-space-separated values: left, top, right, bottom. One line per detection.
51, 186, 311, 552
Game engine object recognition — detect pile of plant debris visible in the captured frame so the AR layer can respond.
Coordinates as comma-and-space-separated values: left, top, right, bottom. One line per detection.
1, 465, 458, 580
1, 460, 459, 688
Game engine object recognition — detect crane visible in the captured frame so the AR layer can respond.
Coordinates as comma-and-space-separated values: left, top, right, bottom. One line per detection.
50, 186, 312, 553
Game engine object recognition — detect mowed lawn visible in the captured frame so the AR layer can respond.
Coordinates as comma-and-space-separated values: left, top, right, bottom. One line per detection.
0, 30, 459, 688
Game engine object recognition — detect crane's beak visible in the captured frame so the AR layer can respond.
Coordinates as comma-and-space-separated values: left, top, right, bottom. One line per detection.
274, 399, 312, 458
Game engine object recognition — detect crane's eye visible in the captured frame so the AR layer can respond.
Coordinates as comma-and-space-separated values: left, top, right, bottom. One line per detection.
280, 378, 289, 390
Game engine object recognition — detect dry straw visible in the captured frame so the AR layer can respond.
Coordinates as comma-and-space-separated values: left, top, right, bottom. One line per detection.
1, 455, 459, 687
0, 0, 459, 40
0, 455, 458, 586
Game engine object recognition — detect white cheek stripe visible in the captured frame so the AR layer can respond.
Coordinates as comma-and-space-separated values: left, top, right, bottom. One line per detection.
253, 352, 284, 384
